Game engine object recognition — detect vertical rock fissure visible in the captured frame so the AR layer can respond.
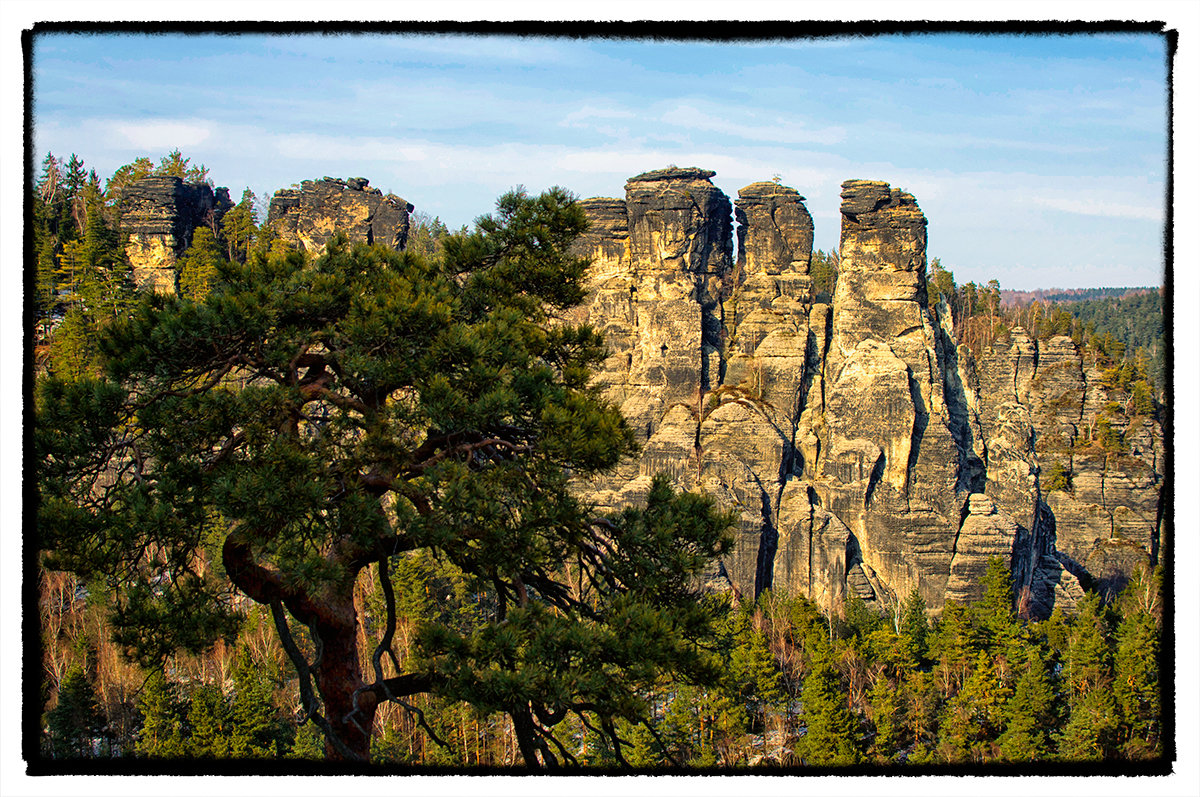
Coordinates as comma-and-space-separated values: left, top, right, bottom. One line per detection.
559, 168, 1162, 618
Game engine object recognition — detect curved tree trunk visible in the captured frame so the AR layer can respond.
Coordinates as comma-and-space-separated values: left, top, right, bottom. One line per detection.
313, 595, 377, 762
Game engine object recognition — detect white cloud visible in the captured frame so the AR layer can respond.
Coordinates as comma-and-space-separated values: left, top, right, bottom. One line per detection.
109, 118, 213, 149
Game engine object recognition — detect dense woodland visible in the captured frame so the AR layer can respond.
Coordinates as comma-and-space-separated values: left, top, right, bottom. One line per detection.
31, 152, 1168, 769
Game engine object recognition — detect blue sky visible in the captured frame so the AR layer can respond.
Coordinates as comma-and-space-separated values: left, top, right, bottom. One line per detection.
31, 29, 1169, 289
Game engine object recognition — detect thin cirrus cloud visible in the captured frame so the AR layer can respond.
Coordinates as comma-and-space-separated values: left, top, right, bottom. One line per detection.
658, 104, 847, 147
1030, 196, 1162, 222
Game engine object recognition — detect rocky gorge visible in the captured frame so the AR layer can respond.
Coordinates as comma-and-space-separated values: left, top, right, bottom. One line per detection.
119, 167, 1165, 619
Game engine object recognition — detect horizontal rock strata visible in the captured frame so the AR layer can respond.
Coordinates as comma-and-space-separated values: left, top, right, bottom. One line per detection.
117, 176, 232, 293
574, 169, 1163, 618
267, 177, 414, 253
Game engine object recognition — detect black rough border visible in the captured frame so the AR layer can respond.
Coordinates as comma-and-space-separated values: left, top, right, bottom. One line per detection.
20, 17, 1178, 780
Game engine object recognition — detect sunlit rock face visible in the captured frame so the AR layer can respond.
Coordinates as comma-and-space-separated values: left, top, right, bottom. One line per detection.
574, 170, 1163, 618
118, 165, 1164, 618
118, 176, 232, 293
267, 177, 414, 253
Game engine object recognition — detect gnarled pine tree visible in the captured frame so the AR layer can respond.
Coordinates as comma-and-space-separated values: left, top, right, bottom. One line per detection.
36, 188, 735, 765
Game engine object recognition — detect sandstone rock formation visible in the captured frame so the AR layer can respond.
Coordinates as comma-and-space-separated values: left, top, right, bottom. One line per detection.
573, 169, 1164, 617
114, 165, 1164, 619
266, 177, 414, 253
117, 176, 232, 293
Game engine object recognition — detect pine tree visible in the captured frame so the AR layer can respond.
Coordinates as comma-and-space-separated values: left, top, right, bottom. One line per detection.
106, 156, 155, 195
1056, 592, 1118, 761
37, 187, 736, 765
973, 557, 1019, 657
46, 665, 105, 757
795, 662, 860, 767
997, 650, 1056, 761
177, 226, 226, 300
1112, 567, 1162, 758
156, 148, 210, 184
47, 307, 99, 382
63, 153, 88, 233
1063, 593, 1114, 705
868, 674, 904, 763
898, 588, 928, 665
186, 683, 229, 758
1057, 688, 1118, 762
136, 671, 187, 758
730, 611, 784, 716
810, 249, 839, 299
219, 189, 259, 263
935, 651, 1010, 763
227, 650, 284, 758
929, 600, 979, 698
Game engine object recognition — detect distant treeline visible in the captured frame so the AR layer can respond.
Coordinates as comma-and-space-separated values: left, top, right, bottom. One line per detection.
1001, 287, 1158, 307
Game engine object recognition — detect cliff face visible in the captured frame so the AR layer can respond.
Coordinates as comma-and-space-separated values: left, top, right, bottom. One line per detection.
574, 169, 1163, 616
266, 177, 414, 253
118, 177, 232, 293
115, 166, 1162, 617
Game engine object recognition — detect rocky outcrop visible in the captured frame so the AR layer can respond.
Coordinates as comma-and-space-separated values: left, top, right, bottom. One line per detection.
573, 169, 1164, 618
117, 176, 232, 293
267, 177, 414, 253
115, 164, 1163, 620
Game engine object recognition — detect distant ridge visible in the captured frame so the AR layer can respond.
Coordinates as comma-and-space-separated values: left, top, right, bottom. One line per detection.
1000, 285, 1159, 307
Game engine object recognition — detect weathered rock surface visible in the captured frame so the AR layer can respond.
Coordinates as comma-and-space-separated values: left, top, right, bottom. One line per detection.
117, 165, 1164, 620
267, 177, 414, 253
117, 176, 232, 293
573, 169, 1164, 618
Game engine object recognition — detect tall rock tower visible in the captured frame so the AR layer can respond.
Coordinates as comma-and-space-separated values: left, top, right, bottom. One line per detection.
574, 169, 1162, 618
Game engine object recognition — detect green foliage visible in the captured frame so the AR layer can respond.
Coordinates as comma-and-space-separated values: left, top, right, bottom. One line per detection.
810, 249, 839, 299
219, 189, 259, 264
795, 662, 861, 767
1063, 593, 1114, 708
974, 557, 1019, 654
186, 684, 228, 758
997, 651, 1056, 761
177, 226, 226, 300
47, 307, 101, 382
729, 609, 785, 714
157, 148, 210, 184
898, 589, 928, 665
136, 671, 188, 758
37, 185, 738, 765
929, 601, 979, 697
106, 156, 155, 195
928, 257, 957, 312
406, 210, 452, 263
1112, 567, 1162, 758
1130, 380, 1157, 417
868, 675, 904, 762
288, 721, 325, 760
228, 650, 287, 757
1044, 460, 1071, 492
1056, 687, 1119, 761
936, 651, 1011, 763
47, 665, 106, 757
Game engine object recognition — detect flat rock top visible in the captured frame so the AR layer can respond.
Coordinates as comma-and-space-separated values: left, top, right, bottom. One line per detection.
738, 181, 806, 201
627, 166, 716, 184
840, 179, 922, 218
